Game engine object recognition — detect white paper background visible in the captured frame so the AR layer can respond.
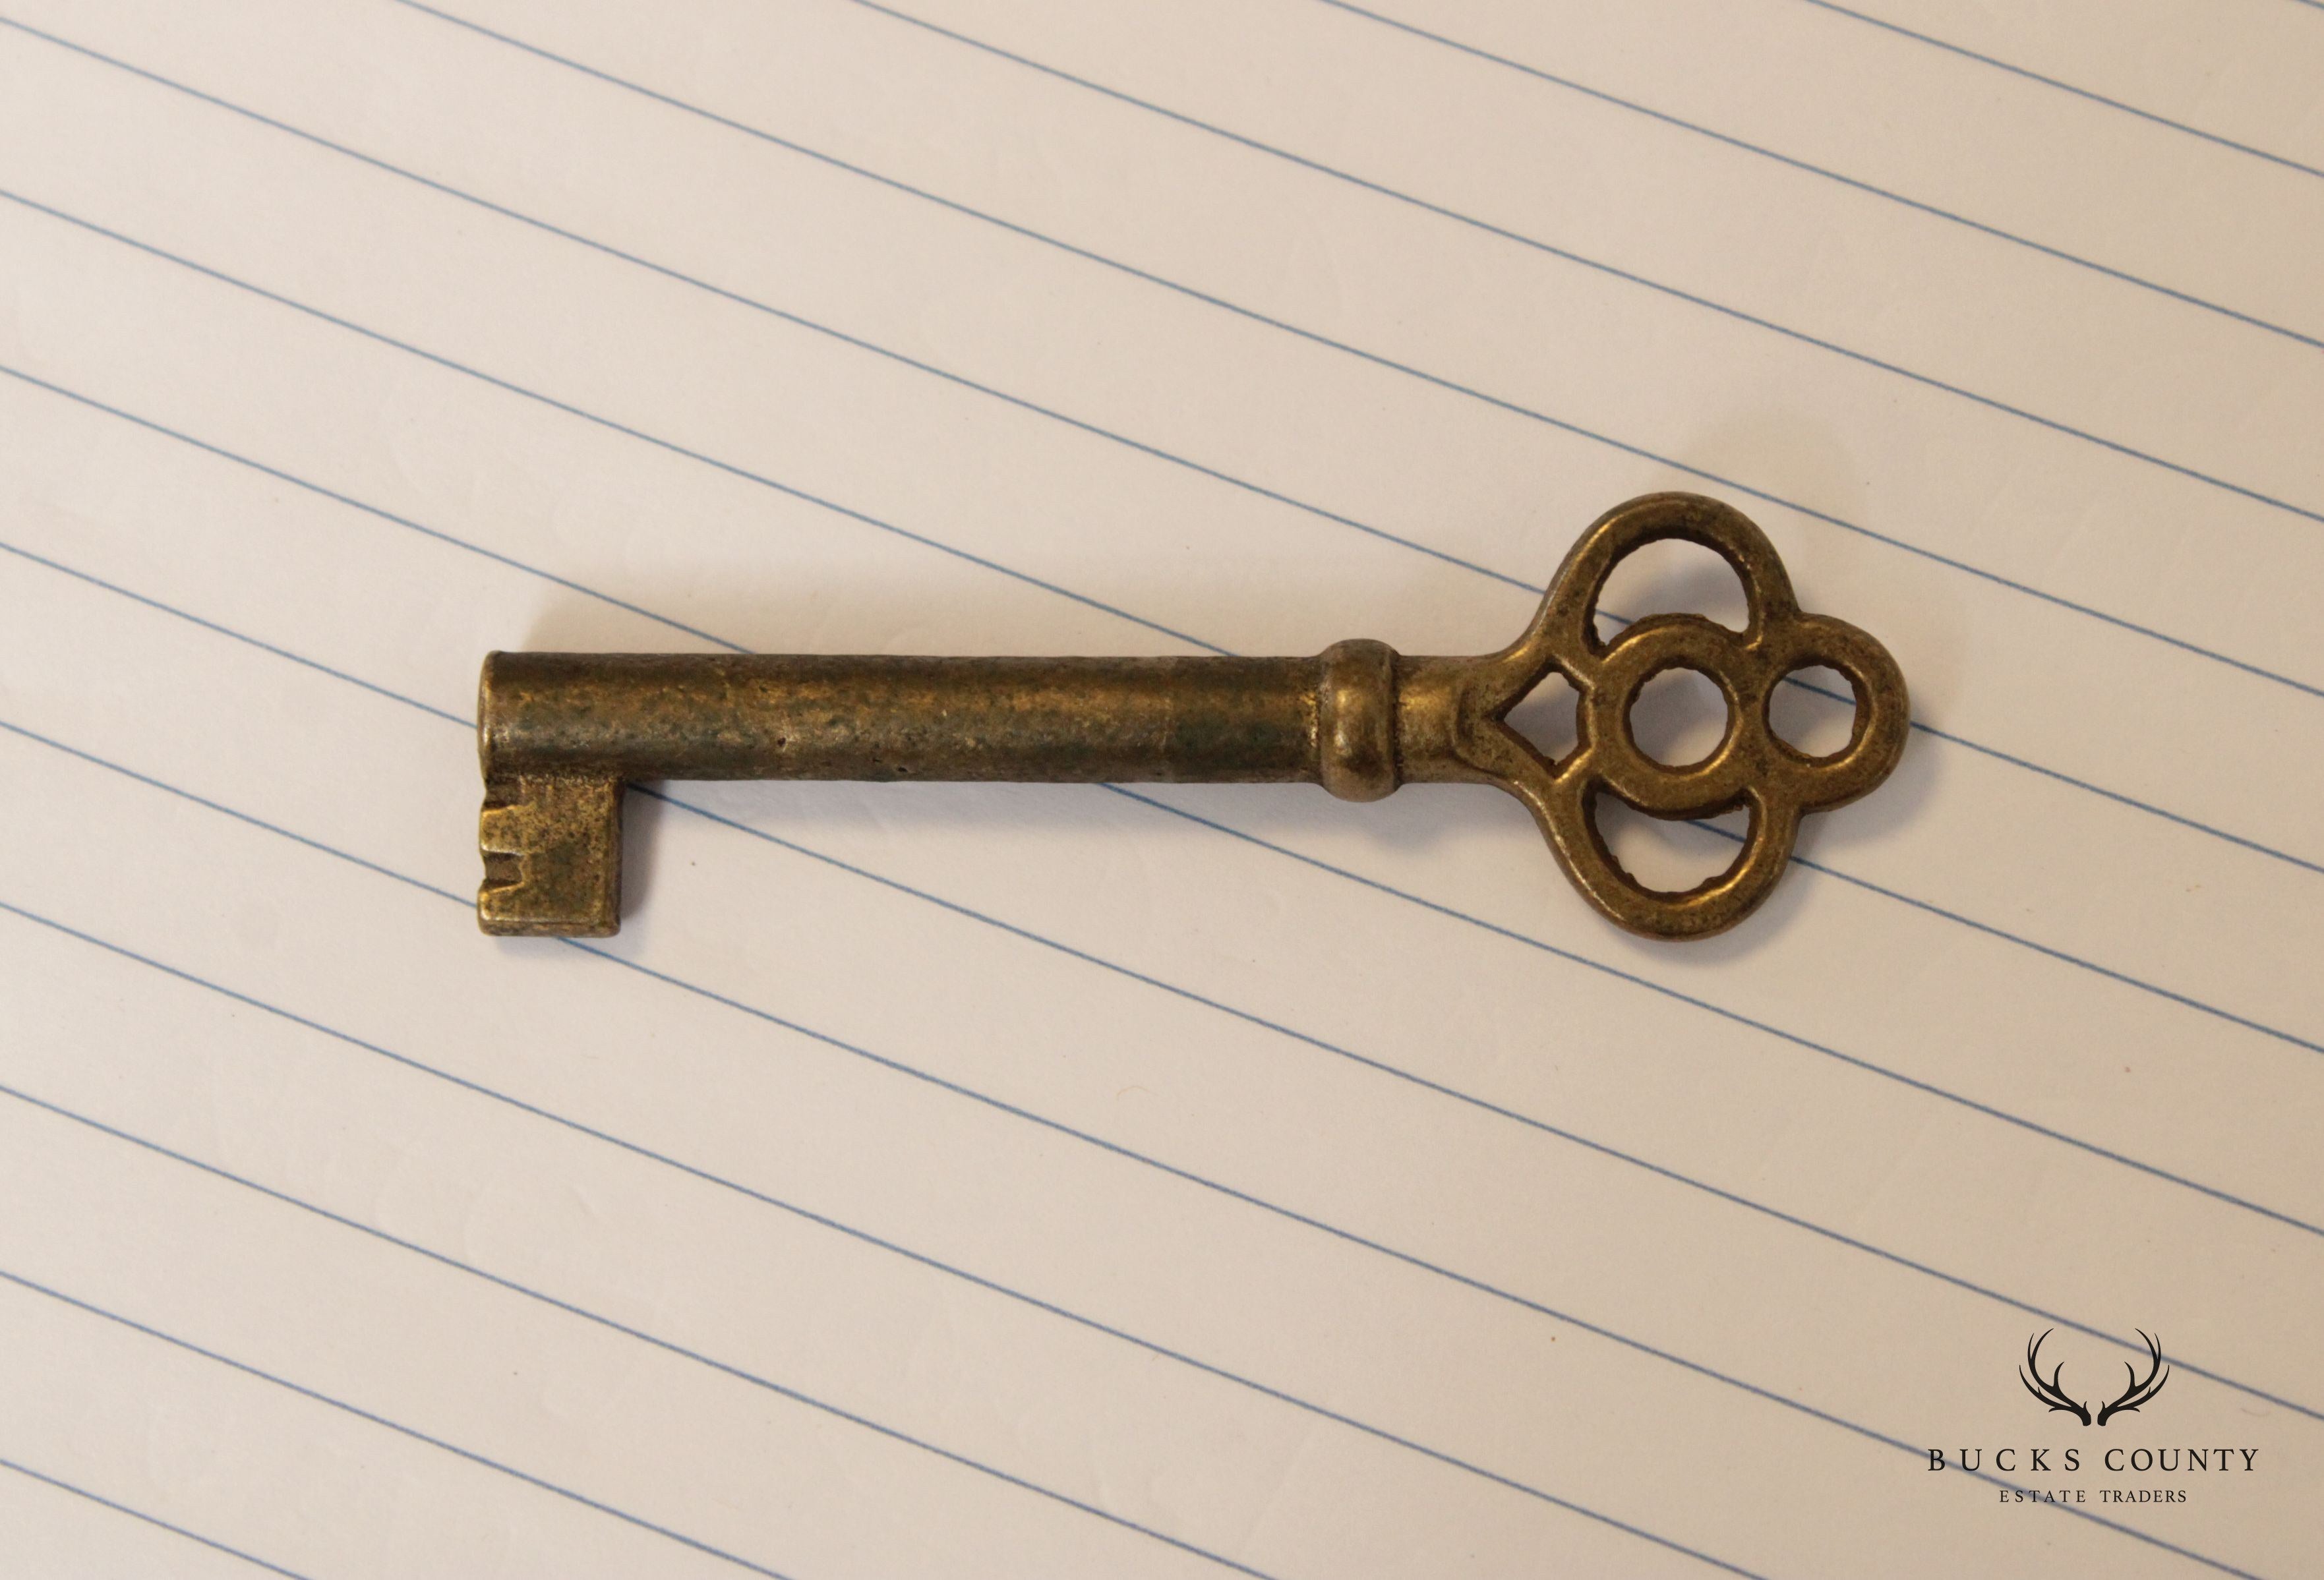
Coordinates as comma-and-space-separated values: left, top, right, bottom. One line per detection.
1, 1, 2319, 1574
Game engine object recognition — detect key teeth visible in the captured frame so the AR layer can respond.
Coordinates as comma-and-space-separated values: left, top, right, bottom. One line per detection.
479, 848, 525, 894
476, 776, 624, 937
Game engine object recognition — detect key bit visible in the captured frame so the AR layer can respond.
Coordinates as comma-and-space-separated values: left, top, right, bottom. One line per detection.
477, 492, 1907, 941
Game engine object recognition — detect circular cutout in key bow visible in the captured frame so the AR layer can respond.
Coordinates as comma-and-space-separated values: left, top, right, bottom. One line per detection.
1446, 493, 1909, 939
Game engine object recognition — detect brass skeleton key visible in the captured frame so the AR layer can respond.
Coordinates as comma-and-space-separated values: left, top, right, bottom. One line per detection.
477, 493, 1907, 941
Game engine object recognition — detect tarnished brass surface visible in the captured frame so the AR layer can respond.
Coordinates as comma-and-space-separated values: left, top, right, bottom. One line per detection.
479, 492, 1907, 940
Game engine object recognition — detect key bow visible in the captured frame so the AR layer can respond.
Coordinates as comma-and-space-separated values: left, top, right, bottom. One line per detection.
1400, 492, 1909, 938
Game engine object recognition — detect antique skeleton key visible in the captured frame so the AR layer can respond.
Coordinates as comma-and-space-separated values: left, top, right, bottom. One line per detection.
477, 493, 1907, 941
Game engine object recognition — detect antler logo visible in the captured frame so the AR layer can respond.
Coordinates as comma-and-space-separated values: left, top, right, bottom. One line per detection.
2019, 1330, 2169, 1426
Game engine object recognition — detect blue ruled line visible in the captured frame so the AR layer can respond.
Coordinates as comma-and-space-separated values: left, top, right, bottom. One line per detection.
0, 1455, 315, 1579
5, 703, 2320, 1416
1790, 0, 2324, 184
1696, 819, 2321, 1052
10, 363, 2319, 1057
1308, 0, 2321, 348
0, 900, 1776, 1577
0, 885, 2261, 1575
632, 790, 2324, 1429
0, 366, 730, 651
5, 532, 2317, 1428
0, 909, 2271, 1577
9, 347, 2318, 891
7, 377, 2322, 1186
0, 189, 1216, 659
0, 11, 2298, 1575
7, 25, 2321, 868
0, 722, 1919, 1453
0, 1270, 798, 1578
0, 1088, 1705, 1579
843, 0, 2324, 534
378, 3, 2324, 703
1108, 786, 2324, 1246
6, 218, 2319, 891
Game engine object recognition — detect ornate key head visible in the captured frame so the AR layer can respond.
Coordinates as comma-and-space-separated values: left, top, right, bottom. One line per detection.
1396, 492, 1909, 939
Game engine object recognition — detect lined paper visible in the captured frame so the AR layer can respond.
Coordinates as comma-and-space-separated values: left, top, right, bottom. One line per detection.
2, 1, 2319, 1573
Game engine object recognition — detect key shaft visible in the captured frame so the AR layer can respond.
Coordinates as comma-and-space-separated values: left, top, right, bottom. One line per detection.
479, 641, 1400, 938
483, 645, 1394, 790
